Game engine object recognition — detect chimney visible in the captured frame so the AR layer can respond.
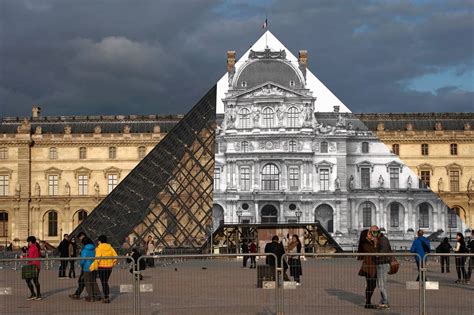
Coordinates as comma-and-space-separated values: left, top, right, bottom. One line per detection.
298, 50, 308, 80
227, 51, 236, 74
32, 106, 41, 118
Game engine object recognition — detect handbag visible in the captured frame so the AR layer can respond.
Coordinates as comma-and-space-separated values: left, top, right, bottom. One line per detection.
388, 257, 400, 275
21, 264, 38, 280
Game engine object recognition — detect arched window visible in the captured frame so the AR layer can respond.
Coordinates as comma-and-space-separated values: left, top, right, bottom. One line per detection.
138, 146, 147, 159
262, 163, 279, 190
262, 107, 275, 128
450, 143, 457, 156
239, 108, 251, 128
289, 140, 297, 152
0, 211, 8, 237
362, 202, 373, 228
362, 142, 369, 153
49, 147, 58, 160
78, 209, 87, 224
287, 107, 299, 128
448, 207, 459, 229
321, 141, 328, 153
390, 203, 400, 227
261, 205, 278, 223
392, 144, 400, 155
419, 203, 430, 228
79, 147, 87, 159
47, 211, 58, 237
109, 147, 117, 159
241, 141, 249, 153
0, 147, 8, 159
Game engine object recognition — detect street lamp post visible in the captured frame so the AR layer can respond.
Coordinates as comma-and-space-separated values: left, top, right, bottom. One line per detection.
236, 209, 243, 224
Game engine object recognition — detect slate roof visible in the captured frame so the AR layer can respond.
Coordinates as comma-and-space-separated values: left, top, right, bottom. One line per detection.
355, 113, 474, 131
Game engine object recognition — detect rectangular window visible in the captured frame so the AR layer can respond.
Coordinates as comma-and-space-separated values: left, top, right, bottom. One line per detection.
361, 168, 370, 189
78, 175, 88, 195
214, 168, 221, 190
389, 168, 399, 189
0, 211, 8, 237
420, 171, 430, 189
240, 167, 251, 191
48, 175, 59, 196
392, 144, 400, 155
79, 147, 87, 159
320, 169, 329, 191
289, 167, 300, 191
390, 203, 399, 227
448, 209, 457, 229
449, 170, 459, 192
107, 174, 118, 193
421, 144, 429, 156
0, 175, 9, 196
450, 143, 457, 156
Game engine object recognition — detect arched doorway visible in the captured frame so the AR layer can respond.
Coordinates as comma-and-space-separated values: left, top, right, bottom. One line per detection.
73, 209, 88, 228
261, 205, 278, 223
447, 206, 465, 232
315, 204, 334, 233
212, 204, 224, 232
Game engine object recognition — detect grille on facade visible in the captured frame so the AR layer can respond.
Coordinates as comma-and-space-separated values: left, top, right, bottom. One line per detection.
71, 86, 216, 250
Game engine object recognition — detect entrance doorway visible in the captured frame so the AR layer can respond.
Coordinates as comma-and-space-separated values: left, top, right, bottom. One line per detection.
261, 205, 278, 223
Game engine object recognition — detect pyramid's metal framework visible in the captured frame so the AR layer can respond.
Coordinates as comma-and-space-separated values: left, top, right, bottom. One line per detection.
72, 86, 216, 250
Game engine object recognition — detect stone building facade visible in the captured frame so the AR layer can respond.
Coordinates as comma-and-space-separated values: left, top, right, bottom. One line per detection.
0, 108, 180, 246
213, 44, 468, 246
358, 113, 474, 231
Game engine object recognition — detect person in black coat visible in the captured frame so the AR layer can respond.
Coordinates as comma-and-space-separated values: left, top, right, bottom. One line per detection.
57, 234, 70, 278
127, 248, 146, 280
264, 235, 289, 281
436, 237, 452, 273
466, 231, 473, 282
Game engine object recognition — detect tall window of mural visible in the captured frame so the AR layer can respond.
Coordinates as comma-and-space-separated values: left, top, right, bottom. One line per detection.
450, 143, 457, 156
288, 167, 299, 191
361, 167, 370, 189
241, 141, 249, 153
262, 107, 275, 128
0, 211, 8, 237
78, 175, 88, 195
390, 203, 400, 227
239, 108, 251, 128
448, 207, 458, 229
262, 163, 279, 190
362, 202, 372, 228
240, 167, 251, 191
390, 168, 399, 188
421, 143, 429, 156
289, 140, 297, 152
0, 175, 9, 196
214, 168, 221, 190
48, 211, 58, 237
48, 175, 59, 196
320, 169, 329, 191
107, 174, 118, 193
449, 170, 459, 192
419, 203, 430, 228
320, 141, 328, 153
287, 107, 299, 128
420, 171, 430, 189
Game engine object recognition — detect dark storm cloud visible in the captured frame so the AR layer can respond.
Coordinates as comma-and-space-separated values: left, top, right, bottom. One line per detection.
0, 0, 472, 117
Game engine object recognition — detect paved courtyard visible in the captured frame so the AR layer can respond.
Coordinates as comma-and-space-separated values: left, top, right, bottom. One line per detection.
0, 256, 472, 315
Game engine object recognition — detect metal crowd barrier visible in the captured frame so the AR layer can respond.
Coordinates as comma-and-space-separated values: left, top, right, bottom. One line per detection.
0, 253, 472, 315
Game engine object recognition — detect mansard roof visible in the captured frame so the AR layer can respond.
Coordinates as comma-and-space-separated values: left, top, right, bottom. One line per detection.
0, 114, 182, 134
356, 113, 474, 131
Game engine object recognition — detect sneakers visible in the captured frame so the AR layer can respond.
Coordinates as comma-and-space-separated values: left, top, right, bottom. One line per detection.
455, 279, 463, 284
68, 294, 80, 300
378, 304, 390, 310
27, 294, 36, 300
102, 298, 110, 304
35, 295, 43, 301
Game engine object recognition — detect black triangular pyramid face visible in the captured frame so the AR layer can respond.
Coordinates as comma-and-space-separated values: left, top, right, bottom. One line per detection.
72, 86, 216, 249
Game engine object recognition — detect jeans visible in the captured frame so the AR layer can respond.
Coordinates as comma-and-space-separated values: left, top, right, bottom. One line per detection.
98, 268, 113, 299
84, 271, 100, 299
376, 263, 390, 305
467, 257, 473, 280
59, 259, 68, 277
74, 271, 85, 296
455, 257, 467, 280
25, 269, 41, 296
440, 256, 450, 273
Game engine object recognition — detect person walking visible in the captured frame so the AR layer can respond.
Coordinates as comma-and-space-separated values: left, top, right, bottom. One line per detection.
466, 230, 473, 283
454, 232, 468, 283
410, 230, 431, 282
287, 234, 302, 285
69, 232, 87, 300
23, 236, 42, 300
372, 226, 391, 310
95, 235, 118, 303
80, 237, 100, 302
249, 240, 257, 269
57, 234, 70, 279
357, 229, 377, 309
436, 237, 452, 273
146, 236, 155, 268
68, 238, 77, 278
241, 240, 249, 268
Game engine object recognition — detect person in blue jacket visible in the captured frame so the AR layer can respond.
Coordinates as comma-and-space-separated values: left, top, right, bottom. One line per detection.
79, 237, 100, 302
410, 230, 431, 281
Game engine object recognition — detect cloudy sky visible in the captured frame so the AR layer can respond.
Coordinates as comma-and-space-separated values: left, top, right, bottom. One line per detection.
0, 0, 473, 117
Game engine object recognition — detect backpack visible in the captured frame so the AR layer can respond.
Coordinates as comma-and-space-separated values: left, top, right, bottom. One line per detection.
421, 239, 430, 253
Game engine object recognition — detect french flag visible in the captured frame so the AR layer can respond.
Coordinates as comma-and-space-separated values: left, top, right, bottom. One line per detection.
262, 18, 267, 29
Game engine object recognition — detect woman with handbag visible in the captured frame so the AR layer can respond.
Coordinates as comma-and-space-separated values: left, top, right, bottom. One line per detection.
357, 229, 377, 309
287, 234, 302, 285
22, 236, 42, 300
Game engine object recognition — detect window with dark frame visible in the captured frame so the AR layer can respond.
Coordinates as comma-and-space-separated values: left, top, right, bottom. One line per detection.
421, 143, 429, 156
289, 167, 299, 191
48, 211, 58, 237
320, 141, 328, 153
419, 203, 430, 228
240, 167, 251, 191
362, 142, 369, 153
0, 147, 8, 159
447, 207, 458, 229
0, 175, 9, 196
392, 144, 399, 155
390, 203, 400, 227
262, 163, 279, 190
78, 174, 88, 195
390, 168, 399, 188
262, 107, 275, 128
109, 147, 117, 159
214, 168, 221, 190
449, 170, 460, 192
0, 211, 8, 237
79, 147, 87, 159
450, 143, 457, 156
49, 147, 58, 160
287, 107, 299, 128
362, 202, 372, 228
239, 108, 251, 128
320, 169, 330, 191
361, 167, 371, 189
48, 175, 59, 196
241, 141, 249, 153
419, 171, 430, 189
289, 140, 297, 152
78, 210, 87, 224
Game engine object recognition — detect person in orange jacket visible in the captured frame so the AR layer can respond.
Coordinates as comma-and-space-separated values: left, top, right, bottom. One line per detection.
95, 235, 117, 303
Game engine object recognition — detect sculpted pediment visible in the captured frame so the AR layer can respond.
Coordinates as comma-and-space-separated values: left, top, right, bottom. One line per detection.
234, 82, 309, 100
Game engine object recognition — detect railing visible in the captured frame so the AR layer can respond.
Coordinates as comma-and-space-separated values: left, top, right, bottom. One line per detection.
0, 253, 472, 314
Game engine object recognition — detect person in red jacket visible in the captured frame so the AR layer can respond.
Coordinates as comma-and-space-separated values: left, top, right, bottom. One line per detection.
23, 236, 42, 300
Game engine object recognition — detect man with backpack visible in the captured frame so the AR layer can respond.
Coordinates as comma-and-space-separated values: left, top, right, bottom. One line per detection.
410, 230, 431, 281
